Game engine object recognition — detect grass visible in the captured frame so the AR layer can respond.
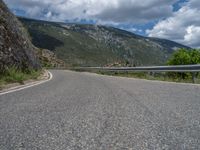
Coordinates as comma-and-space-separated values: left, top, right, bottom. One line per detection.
0, 68, 42, 89
79, 69, 200, 84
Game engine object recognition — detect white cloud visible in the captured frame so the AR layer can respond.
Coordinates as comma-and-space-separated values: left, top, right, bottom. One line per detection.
4, 0, 199, 48
3, 0, 177, 23
184, 25, 200, 47
119, 26, 143, 33
147, 0, 200, 48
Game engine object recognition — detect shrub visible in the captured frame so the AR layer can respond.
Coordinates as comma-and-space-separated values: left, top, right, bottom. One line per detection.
167, 48, 200, 65
167, 48, 200, 80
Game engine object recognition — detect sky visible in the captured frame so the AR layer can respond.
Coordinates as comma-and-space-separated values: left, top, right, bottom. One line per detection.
3, 0, 200, 48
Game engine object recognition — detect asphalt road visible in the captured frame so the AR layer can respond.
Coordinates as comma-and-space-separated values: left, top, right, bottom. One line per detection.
0, 70, 200, 150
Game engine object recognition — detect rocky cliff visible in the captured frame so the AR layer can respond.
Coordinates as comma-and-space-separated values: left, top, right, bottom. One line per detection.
0, 0, 40, 73
37, 48, 65, 68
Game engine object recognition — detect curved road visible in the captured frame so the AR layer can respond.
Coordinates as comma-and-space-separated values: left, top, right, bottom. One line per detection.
0, 70, 200, 149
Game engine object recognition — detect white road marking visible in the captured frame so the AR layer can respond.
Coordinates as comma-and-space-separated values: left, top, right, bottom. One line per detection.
0, 71, 53, 96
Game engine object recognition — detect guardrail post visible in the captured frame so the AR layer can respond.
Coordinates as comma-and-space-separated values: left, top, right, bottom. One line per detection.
192, 72, 196, 84
148, 72, 155, 77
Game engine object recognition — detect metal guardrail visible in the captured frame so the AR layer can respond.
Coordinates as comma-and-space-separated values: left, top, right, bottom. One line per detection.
48, 64, 200, 83
76, 64, 200, 73
75, 65, 200, 83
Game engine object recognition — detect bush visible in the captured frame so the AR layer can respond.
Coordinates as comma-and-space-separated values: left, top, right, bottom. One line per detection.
189, 49, 200, 64
167, 48, 200, 80
167, 48, 200, 65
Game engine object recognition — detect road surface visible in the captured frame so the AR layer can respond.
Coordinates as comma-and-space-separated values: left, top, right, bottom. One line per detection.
0, 70, 200, 150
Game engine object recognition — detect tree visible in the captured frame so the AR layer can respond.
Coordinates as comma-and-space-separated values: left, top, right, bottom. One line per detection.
167, 48, 200, 80
167, 49, 190, 65
168, 48, 200, 65
189, 49, 200, 64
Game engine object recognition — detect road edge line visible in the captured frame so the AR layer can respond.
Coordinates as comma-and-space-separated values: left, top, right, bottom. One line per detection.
0, 71, 53, 96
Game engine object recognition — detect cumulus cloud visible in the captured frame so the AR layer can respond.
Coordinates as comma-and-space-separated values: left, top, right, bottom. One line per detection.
184, 26, 200, 47
118, 26, 143, 33
3, 0, 176, 23
147, 0, 200, 48
4, 0, 199, 47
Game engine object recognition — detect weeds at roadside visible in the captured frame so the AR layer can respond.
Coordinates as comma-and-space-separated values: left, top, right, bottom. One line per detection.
94, 71, 200, 84
0, 68, 42, 89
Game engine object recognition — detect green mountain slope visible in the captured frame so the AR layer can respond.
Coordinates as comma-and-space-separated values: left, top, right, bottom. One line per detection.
19, 17, 189, 67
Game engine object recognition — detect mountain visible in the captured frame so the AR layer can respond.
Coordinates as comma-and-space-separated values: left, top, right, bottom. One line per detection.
19, 17, 190, 67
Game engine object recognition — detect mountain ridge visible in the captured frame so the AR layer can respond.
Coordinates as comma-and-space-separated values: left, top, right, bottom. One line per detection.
19, 17, 190, 67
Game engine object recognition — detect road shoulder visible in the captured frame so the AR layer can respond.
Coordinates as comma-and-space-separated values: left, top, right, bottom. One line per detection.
0, 70, 52, 96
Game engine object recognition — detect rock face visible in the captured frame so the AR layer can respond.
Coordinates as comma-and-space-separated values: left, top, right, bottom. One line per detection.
37, 48, 65, 68
0, 0, 40, 73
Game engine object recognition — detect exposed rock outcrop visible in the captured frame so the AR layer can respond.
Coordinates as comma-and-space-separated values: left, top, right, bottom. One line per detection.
0, 0, 40, 73
37, 48, 65, 68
